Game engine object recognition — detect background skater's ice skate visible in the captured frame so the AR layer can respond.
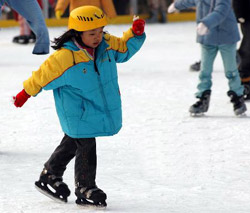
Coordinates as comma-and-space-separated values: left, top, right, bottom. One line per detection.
12, 35, 29, 44
227, 91, 247, 116
35, 168, 70, 203
243, 81, 250, 100
189, 90, 211, 116
190, 60, 201, 72
75, 186, 107, 208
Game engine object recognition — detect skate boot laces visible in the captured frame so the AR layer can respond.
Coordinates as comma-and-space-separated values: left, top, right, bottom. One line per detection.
80, 187, 100, 199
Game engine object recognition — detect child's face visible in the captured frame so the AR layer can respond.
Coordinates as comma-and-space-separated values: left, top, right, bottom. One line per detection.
81, 27, 104, 48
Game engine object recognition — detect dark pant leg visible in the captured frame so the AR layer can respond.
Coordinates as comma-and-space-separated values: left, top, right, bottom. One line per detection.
238, 22, 250, 80
74, 138, 97, 188
44, 134, 77, 177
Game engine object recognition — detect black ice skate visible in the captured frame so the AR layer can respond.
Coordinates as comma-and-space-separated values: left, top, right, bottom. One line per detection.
189, 90, 211, 116
227, 90, 247, 116
190, 61, 201, 72
243, 82, 250, 100
12, 35, 29, 44
75, 186, 107, 208
28, 32, 36, 43
35, 168, 71, 203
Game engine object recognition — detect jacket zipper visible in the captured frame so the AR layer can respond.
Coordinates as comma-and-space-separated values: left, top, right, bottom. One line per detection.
94, 59, 100, 75
94, 59, 115, 132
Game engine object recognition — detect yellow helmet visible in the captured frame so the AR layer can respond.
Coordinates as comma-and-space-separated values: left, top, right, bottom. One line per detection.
68, 6, 108, 32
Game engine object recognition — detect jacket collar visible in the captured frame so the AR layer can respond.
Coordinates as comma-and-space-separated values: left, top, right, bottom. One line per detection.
63, 38, 108, 60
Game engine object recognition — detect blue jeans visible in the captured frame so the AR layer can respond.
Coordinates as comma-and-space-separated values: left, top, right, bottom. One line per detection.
195, 44, 244, 97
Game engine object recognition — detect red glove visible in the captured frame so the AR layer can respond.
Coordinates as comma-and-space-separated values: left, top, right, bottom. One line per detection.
132, 18, 145, 36
13, 89, 31, 107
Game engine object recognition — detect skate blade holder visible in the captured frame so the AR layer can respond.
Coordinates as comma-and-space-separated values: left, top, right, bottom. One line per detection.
76, 198, 107, 209
235, 112, 247, 117
190, 112, 205, 117
35, 181, 68, 203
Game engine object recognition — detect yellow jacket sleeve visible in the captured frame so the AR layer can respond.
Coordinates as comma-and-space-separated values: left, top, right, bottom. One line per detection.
105, 28, 135, 53
23, 49, 74, 96
104, 28, 146, 63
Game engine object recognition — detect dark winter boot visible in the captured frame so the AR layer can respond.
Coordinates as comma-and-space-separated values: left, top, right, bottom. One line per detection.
12, 35, 29, 44
75, 185, 107, 207
189, 90, 211, 116
35, 168, 71, 202
190, 61, 201, 72
243, 81, 250, 100
227, 91, 247, 116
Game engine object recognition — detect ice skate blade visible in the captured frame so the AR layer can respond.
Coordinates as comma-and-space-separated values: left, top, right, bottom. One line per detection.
35, 182, 67, 203
76, 203, 107, 210
190, 112, 205, 117
13, 39, 29, 45
235, 112, 247, 117
76, 198, 107, 209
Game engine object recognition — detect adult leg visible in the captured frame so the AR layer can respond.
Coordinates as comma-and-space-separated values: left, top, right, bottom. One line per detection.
12, 15, 30, 44
147, 0, 159, 23
6, 0, 50, 54
159, 0, 167, 23
238, 22, 250, 81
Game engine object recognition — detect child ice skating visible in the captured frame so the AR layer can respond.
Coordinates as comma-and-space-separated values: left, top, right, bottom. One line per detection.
13, 5, 146, 207
168, 0, 247, 116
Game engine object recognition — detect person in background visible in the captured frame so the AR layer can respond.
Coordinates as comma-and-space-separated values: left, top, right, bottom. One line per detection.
13, 5, 145, 208
113, 0, 129, 15
12, 0, 55, 45
12, 0, 43, 45
168, 0, 247, 116
232, 0, 250, 100
12, 14, 36, 44
0, 0, 50, 54
147, 0, 168, 23
55, 0, 117, 19
189, 1, 250, 74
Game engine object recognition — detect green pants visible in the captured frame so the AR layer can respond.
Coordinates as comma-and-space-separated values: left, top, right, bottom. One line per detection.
195, 43, 244, 98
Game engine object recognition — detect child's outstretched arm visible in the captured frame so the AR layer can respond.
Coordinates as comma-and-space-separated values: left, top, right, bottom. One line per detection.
104, 16, 146, 63
13, 49, 75, 108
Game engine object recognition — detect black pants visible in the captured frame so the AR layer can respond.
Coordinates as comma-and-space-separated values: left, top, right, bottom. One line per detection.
44, 135, 97, 188
238, 21, 250, 80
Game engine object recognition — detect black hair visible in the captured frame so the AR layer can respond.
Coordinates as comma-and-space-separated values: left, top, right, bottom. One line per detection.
51, 29, 85, 50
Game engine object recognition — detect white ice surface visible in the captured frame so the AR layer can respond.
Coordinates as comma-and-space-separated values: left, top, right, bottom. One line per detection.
1, 22, 250, 213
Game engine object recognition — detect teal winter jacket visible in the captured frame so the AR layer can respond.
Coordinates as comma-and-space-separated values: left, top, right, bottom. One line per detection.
23, 29, 146, 138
